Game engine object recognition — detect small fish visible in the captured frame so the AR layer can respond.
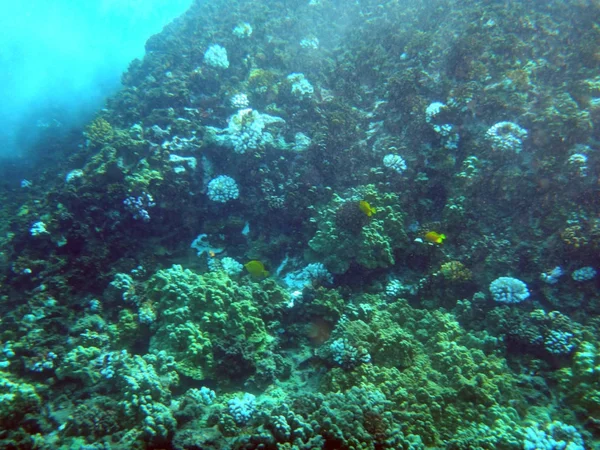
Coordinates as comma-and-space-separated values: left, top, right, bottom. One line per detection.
424, 231, 446, 244
244, 260, 269, 278
359, 200, 376, 217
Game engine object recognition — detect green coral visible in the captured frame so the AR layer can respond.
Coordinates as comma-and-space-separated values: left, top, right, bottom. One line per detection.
82, 145, 124, 182
321, 298, 525, 447
85, 117, 114, 148
555, 340, 600, 418
55, 345, 103, 385
308, 185, 407, 274
82, 350, 179, 446
308, 286, 346, 322
124, 158, 164, 191
362, 309, 417, 369
247, 68, 280, 98
145, 264, 283, 382
0, 372, 42, 429
533, 90, 593, 146
108, 309, 143, 350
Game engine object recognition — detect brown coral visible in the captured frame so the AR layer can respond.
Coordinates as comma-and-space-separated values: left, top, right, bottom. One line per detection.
85, 117, 114, 148
439, 261, 472, 282
561, 225, 588, 249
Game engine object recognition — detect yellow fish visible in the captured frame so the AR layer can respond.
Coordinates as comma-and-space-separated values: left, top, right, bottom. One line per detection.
359, 200, 376, 217
424, 231, 446, 244
244, 260, 269, 278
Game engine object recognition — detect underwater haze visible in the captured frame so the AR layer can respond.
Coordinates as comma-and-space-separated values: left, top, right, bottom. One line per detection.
0, 0, 599, 449
0, 0, 193, 161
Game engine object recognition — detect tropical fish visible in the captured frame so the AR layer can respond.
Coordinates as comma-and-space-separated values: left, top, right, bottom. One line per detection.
244, 260, 269, 278
424, 231, 446, 244
359, 200, 376, 217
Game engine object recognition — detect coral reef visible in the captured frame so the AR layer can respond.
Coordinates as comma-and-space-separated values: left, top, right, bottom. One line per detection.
1, 0, 599, 447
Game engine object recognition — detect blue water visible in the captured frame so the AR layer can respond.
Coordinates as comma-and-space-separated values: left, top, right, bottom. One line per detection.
0, 0, 192, 160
